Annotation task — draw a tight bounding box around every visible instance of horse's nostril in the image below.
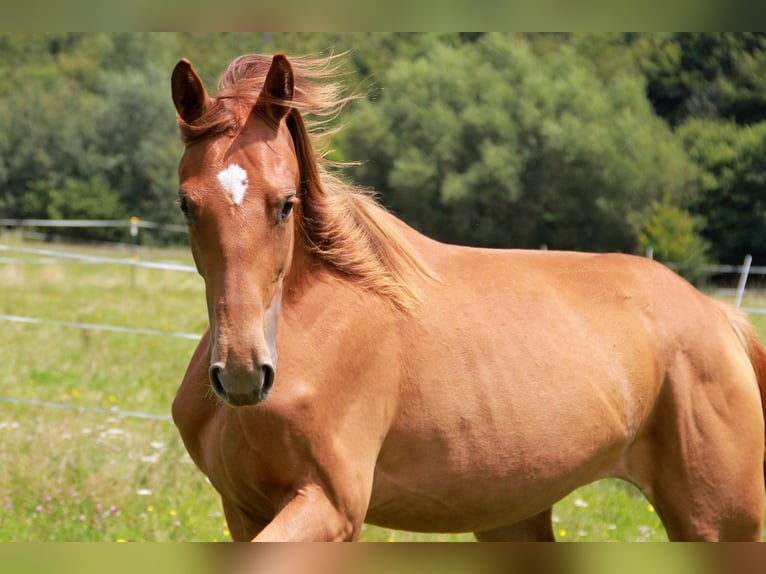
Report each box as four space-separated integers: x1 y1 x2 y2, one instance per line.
209 364 225 396
262 364 275 395
209 362 274 404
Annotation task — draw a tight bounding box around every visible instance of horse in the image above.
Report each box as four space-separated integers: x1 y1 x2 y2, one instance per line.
170 52 766 541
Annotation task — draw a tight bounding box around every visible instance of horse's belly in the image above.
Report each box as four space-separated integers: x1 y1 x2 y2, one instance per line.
366 436 624 533
366 380 632 533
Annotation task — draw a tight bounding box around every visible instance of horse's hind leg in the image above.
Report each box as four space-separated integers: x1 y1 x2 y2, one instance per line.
628 362 764 540
474 508 555 541
639 460 763 542
640 451 763 542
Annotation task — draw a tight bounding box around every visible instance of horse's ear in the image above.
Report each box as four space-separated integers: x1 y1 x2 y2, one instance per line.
255 54 294 127
171 59 211 123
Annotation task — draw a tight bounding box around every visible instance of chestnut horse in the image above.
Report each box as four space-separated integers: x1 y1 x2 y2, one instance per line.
170 52 766 541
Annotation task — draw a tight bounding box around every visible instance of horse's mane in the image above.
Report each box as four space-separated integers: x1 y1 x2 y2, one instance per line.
177 53 436 310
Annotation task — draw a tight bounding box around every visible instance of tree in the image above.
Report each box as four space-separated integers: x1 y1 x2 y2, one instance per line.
677 119 766 264
339 33 697 253
638 199 710 284
93 65 181 226
5 32 765 258
0 60 100 218
636 33 766 126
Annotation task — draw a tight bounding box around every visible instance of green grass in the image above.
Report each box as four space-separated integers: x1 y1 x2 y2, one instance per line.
0 236 225 541
0 234 763 541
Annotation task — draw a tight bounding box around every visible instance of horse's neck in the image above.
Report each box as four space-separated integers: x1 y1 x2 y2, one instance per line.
282 208 436 311
283 234 328 306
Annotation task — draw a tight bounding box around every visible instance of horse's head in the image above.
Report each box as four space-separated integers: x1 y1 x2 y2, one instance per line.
171 54 299 407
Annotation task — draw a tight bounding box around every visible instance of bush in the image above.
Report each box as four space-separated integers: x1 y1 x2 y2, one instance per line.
21 176 126 243
638 199 711 284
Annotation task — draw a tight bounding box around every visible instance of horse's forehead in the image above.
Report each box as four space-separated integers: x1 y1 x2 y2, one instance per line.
227 123 297 170
180 126 297 196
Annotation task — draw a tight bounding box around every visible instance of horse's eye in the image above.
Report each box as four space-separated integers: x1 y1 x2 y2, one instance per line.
178 196 191 219
279 199 294 222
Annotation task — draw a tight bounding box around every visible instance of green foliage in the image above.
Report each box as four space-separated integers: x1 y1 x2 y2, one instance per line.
22 177 126 242
638 199 710 283
638 200 710 264
637 32 766 125
93 66 179 224
0 238 220 541
340 33 696 252
25 176 121 220
1 32 765 261
677 119 766 264
0 65 98 218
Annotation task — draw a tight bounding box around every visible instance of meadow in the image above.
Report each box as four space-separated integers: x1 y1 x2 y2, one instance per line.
0 233 764 542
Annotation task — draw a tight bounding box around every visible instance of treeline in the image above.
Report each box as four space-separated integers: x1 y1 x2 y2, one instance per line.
1 33 765 267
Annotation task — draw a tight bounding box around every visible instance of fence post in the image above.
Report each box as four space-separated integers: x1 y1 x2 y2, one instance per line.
129 216 139 242
130 216 140 288
735 254 753 308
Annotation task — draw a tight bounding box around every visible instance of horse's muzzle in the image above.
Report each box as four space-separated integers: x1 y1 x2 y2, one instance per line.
209 362 275 407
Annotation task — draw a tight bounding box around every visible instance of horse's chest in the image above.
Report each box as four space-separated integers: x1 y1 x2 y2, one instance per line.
184 410 276 515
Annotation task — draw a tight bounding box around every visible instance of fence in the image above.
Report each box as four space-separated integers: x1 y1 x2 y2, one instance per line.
0 217 187 250
3 234 766 419
0 238 198 421
658 253 764 312
0 243 196 273
0 217 187 234
3 220 763 302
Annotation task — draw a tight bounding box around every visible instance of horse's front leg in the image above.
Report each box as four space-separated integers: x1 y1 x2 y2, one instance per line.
252 483 366 542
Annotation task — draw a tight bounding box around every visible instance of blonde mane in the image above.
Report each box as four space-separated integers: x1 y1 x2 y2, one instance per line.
177 53 436 310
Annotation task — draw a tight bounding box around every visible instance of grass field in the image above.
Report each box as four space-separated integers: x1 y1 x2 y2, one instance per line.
0 233 764 542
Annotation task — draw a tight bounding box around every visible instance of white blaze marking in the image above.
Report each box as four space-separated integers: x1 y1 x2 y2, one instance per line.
216 164 249 205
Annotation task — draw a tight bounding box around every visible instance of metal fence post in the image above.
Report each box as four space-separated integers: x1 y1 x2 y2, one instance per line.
735 254 753 308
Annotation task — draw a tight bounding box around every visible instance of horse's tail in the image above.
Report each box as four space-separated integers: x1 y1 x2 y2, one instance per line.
720 301 766 477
